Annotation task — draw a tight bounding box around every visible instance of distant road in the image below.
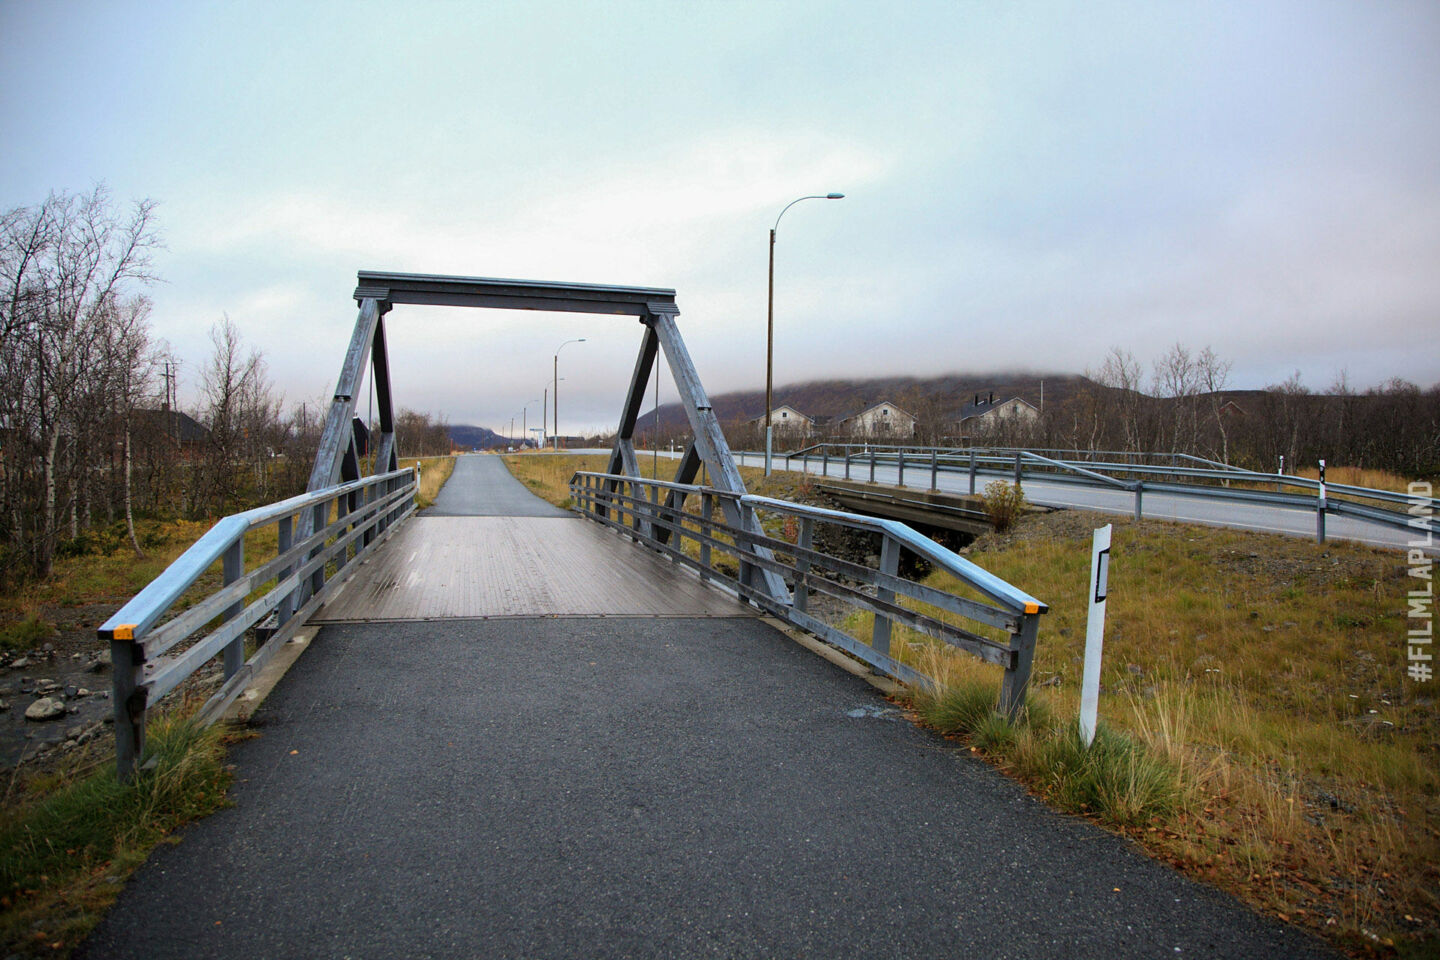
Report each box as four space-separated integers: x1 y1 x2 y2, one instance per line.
520 448 1428 554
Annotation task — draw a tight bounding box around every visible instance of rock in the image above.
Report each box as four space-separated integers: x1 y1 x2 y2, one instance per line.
0 698 7 712
1126 663 1144 676
65 725 85 741
10 657 29 669
24 697 65 721
43 642 55 652
76 687 90 697
89 649 112 672
18 678 35 694
65 684 78 698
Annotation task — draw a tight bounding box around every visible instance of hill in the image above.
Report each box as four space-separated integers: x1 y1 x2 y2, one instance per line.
447 423 509 450
643 372 1093 432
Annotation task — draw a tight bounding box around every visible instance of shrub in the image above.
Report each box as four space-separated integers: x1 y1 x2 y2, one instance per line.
982 480 1026 532
0 615 54 653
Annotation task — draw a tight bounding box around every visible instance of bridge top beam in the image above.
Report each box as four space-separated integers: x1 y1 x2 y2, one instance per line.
355 271 678 317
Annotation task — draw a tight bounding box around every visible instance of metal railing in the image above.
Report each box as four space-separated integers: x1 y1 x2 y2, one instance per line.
570 470 1048 718
733 443 1437 543
98 468 418 779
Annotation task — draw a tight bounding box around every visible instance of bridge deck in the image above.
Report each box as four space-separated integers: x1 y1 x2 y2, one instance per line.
315 516 750 621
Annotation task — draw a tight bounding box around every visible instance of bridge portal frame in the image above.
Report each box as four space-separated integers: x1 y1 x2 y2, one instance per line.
305 271 789 603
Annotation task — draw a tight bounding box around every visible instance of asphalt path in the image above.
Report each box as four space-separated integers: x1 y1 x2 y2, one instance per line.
78 617 1336 959
425 453 571 517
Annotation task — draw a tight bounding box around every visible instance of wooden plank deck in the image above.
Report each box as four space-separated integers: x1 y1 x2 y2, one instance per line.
313 517 753 621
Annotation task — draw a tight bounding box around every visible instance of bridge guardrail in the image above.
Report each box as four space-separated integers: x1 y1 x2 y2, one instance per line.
570 470 1048 719
732 444 1437 543
98 467 418 779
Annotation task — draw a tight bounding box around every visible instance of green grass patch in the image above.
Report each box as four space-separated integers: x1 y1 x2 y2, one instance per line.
910 678 1182 828
0 718 233 955
0 616 54 654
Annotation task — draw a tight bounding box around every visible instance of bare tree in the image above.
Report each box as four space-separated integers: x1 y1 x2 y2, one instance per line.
0 186 159 576
1196 346 1234 463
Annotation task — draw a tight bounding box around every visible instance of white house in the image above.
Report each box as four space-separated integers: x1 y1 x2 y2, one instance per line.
748 404 815 438
954 394 1039 432
840 401 916 439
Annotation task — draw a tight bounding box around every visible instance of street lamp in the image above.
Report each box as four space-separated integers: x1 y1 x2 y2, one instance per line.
554 338 586 450
767 192 844 475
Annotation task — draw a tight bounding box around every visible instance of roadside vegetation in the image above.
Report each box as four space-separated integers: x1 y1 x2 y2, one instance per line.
0 709 232 956
400 455 457 509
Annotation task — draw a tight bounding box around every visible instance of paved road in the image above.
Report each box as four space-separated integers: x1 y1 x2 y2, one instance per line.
79 617 1334 959
426 453 571 517
727 450 1426 553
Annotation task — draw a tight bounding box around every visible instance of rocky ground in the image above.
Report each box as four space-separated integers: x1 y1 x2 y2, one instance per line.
0 604 121 773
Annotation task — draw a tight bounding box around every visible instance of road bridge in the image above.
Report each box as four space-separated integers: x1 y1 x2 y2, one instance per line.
88 272 1337 958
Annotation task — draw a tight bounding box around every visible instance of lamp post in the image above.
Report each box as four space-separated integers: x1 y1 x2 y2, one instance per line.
767 193 844 475
523 400 539 449
554 338 586 450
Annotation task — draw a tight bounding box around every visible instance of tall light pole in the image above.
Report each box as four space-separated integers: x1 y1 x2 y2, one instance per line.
541 378 564 449
767 193 844 475
523 400 540 448
554 338 586 450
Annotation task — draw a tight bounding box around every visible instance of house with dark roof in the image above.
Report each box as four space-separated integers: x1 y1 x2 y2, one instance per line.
839 401 916 439
952 393 1039 432
746 404 815 439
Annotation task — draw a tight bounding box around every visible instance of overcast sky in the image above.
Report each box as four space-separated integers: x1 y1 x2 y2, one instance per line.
3 0 1437 435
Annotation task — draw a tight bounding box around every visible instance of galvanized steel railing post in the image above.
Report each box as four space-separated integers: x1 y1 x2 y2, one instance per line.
1013 452 1023 485
112 636 145 780
277 514 296 626
969 451 977 495
308 502 328 599
898 451 906 488
930 450 938 492
794 517 814 615
699 493 713 581
844 451 851 480
221 540 244 679
871 536 901 657
869 450 876 483
1133 481 1144 520
822 450 829 477
737 501 756 598
999 611 1040 721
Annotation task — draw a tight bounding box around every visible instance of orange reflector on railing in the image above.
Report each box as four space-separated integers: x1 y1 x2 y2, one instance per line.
1024 602 1040 614
113 625 136 640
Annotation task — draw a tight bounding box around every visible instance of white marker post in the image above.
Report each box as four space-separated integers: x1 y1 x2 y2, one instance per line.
1079 523 1112 748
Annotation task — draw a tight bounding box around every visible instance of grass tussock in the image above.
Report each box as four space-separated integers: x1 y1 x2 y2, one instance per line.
0 716 233 955
910 674 1183 828
0 615 54 653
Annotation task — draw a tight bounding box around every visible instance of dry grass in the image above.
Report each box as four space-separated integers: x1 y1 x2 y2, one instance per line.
399 455 457 509
1293 465 1418 495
